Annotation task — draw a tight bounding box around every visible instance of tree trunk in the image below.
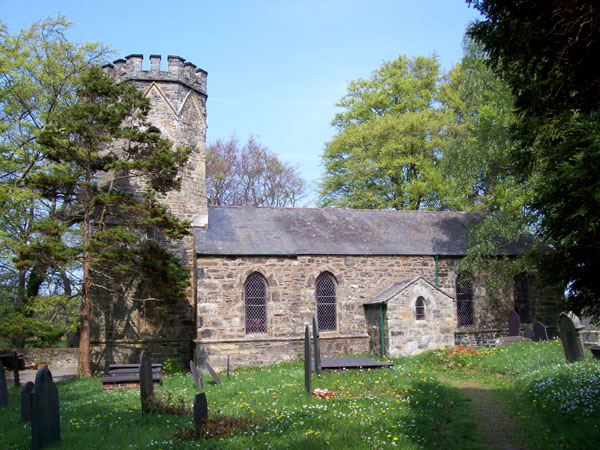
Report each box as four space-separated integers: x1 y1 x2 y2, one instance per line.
78 170 92 377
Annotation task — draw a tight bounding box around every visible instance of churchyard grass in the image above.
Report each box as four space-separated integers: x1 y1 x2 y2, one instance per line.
0 340 598 449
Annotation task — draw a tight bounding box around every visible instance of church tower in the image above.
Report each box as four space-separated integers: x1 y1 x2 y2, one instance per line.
91 55 208 370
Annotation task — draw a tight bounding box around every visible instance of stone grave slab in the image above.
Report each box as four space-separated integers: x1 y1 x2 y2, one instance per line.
304 325 312 394
312 316 321 376
533 321 549 341
190 361 202 388
139 351 154 414
194 392 208 433
508 310 521 336
558 311 587 362
21 381 34 422
31 367 60 449
0 361 7 407
495 336 531 346
204 361 221 385
523 326 535 340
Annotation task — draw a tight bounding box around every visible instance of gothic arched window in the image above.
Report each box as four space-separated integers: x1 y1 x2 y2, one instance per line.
316 272 337 332
415 296 425 320
245 272 267 334
514 273 531 323
456 273 474 326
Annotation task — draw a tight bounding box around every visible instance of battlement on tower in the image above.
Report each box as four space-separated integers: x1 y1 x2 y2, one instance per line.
102 54 207 96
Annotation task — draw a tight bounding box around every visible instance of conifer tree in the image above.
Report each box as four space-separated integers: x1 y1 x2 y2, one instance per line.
31 66 190 376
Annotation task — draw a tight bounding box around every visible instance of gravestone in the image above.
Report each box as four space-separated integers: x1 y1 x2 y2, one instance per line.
0 360 7 407
312 316 321 376
204 361 221 385
304 325 312 394
558 312 587 363
523 326 535 340
508 310 521 336
227 354 231 378
11 350 20 387
31 367 60 449
533 321 549 341
193 392 208 434
21 381 34 422
190 361 202 388
139 351 154 414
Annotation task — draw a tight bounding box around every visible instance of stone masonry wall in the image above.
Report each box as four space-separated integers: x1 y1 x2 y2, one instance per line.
385 279 455 356
196 254 564 369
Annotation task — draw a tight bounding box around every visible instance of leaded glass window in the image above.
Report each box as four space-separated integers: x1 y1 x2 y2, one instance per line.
415 296 425 320
245 272 267 334
514 273 531 323
456 273 474 326
316 272 337 332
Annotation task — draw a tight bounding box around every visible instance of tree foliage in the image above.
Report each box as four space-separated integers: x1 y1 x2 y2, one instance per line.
468 0 600 319
30 66 191 375
206 136 307 207
319 55 449 210
0 16 110 346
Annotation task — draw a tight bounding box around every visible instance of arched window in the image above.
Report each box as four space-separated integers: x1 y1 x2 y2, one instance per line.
147 126 161 134
514 273 531 323
456 273 474 326
245 272 267 334
316 272 337 332
415 296 425 320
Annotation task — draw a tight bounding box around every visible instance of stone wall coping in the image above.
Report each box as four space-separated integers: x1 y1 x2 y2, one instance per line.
195 334 369 345
90 338 191 345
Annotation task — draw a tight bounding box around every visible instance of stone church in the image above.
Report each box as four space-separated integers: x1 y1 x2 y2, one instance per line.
90 55 562 371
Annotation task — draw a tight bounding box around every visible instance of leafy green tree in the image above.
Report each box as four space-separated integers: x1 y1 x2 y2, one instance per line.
468 0 600 319
319 55 450 210
31 66 190 376
0 17 110 346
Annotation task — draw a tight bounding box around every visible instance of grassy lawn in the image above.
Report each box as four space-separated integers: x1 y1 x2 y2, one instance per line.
1 340 599 449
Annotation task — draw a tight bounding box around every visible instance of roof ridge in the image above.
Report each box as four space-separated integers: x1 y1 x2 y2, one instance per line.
207 205 471 215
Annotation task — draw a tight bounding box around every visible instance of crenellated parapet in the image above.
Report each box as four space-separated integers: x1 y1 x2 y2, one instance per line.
102 54 207 97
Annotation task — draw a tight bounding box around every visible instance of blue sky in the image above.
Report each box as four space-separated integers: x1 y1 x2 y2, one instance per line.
1 0 481 204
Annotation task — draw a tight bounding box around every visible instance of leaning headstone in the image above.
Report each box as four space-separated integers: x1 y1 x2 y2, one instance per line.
139 351 154 414
11 350 20 387
312 316 321 376
508 310 521 336
523 326 535 340
21 381 34 422
533 321 549 341
0 361 7 407
190 361 202 388
31 367 60 449
203 361 221 385
304 325 312 394
558 312 587 363
193 392 208 434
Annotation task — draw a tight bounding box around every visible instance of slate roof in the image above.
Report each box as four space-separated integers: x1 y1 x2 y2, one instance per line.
193 206 525 257
363 277 453 305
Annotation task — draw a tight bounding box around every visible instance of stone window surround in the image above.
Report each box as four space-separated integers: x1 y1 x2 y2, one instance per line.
408 293 436 322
